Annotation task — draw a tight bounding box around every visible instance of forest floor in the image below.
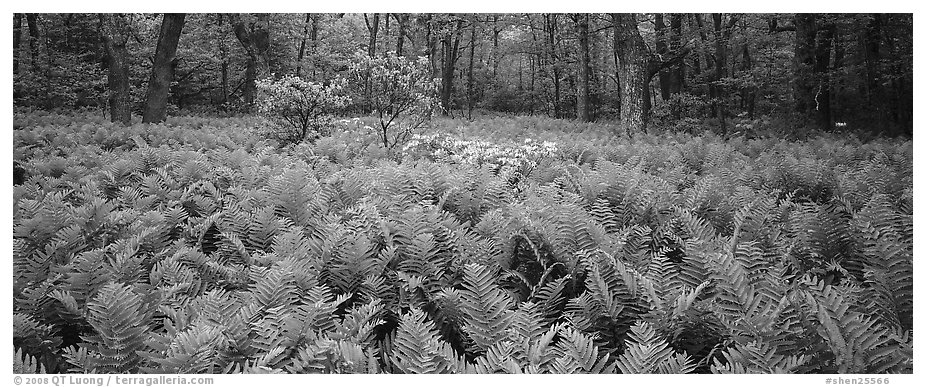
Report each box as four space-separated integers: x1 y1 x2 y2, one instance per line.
12 110 913 374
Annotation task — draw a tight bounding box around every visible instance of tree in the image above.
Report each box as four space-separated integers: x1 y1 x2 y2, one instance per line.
790 14 836 130
613 13 691 135
364 13 380 57
573 14 592 122
26 14 40 71
349 51 439 150
142 13 186 123
231 13 271 109
13 14 22 74
612 14 650 135
100 13 132 125
438 15 465 115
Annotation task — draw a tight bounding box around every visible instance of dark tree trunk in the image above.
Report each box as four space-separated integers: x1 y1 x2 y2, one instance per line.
364 13 380 57
231 14 271 110
218 14 229 107
100 13 132 125
792 14 816 118
14 14 22 74
712 13 729 136
440 18 463 115
741 44 756 118
26 14 40 71
655 13 672 101
545 14 562 118
574 14 592 122
309 15 319 78
612 17 621 117
143 13 186 123
813 21 834 130
862 14 882 123
395 13 408 56
295 13 311 77
467 19 477 118
613 13 650 135
670 14 685 94
492 15 500 79
793 14 834 130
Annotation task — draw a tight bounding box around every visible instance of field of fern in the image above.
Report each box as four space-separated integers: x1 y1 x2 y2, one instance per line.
12 110 913 374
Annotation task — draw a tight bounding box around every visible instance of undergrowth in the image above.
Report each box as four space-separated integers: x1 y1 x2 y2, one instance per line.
12 111 913 374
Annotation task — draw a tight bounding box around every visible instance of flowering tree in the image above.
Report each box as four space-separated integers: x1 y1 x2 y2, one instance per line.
349 51 440 150
256 75 350 146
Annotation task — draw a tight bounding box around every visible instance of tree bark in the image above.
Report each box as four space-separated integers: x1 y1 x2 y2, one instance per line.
712 13 729 136
14 14 22 74
492 15 500 79
440 17 463 115
26 14 40 71
862 14 881 114
217 14 229 107
613 13 650 135
574 14 592 122
231 13 271 109
655 13 672 101
741 44 756 118
143 13 186 123
545 14 562 118
793 13 834 130
364 13 380 57
792 14 816 118
813 20 834 130
296 13 310 77
670 14 685 94
467 18 478 118
100 13 132 125
395 13 408 56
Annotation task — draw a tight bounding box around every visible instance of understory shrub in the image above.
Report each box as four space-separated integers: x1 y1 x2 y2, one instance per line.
256 75 350 147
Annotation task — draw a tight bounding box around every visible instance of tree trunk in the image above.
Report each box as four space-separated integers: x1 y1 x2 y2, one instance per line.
741 44 756 118
863 14 881 107
26 14 40 71
218 14 228 107
545 14 562 118
574 14 592 122
613 14 650 135
100 13 132 125
364 13 379 57
813 21 834 130
655 13 672 101
440 18 462 115
712 13 729 136
467 19 477 118
793 13 834 130
231 13 271 109
395 13 407 56
14 14 22 74
670 14 685 94
792 14 816 118
143 13 186 123
295 13 310 77
492 15 500 79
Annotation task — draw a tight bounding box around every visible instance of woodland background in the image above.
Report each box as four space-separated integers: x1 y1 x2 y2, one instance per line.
12 13 913 136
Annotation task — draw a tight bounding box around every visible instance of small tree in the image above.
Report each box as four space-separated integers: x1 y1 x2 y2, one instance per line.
256 75 350 146
349 51 440 150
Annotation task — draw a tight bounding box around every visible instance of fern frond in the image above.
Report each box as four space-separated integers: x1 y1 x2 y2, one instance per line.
614 321 694 374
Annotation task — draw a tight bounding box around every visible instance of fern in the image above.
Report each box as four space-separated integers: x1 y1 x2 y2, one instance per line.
14 347 46 374
614 321 694 374
391 308 465 374
459 263 514 353
81 282 153 373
